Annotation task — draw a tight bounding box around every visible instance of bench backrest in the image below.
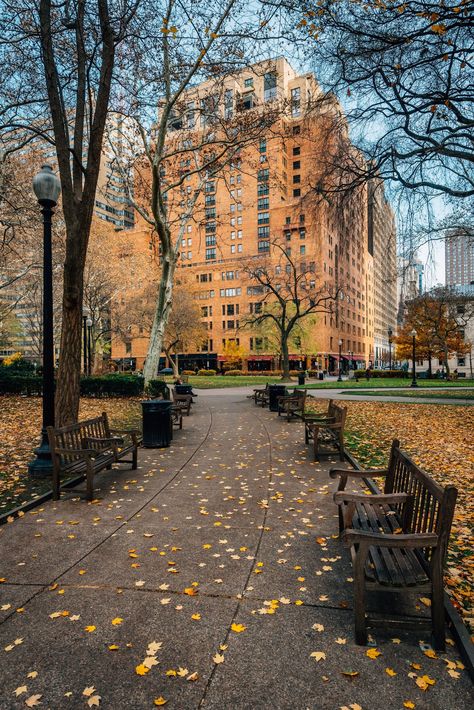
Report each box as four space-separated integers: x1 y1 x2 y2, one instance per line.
385 439 458 563
48 414 109 464
332 403 347 427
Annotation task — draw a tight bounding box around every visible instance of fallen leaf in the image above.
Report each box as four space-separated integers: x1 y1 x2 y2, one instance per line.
25 695 42 707
213 653 225 664
84 626 96 633
14 686 28 697
135 664 150 675
153 698 167 706
83 687 96 697
385 667 397 677
366 648 381 659
230 623 246 633
310 651 326 661
87 696 101 707
111 617 123 625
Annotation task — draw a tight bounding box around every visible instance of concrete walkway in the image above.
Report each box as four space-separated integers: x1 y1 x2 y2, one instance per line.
0 394 471 709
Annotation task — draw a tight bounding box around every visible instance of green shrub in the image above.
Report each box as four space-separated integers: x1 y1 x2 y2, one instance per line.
145 379 170 399
80 374 144 397
0 353 35 373
182 370 195 376
198 369 216 376
223 370 243 376
0 372 42 395
354 369 407 380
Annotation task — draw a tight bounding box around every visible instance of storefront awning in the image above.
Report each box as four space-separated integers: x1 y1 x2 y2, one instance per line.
247 355 273 362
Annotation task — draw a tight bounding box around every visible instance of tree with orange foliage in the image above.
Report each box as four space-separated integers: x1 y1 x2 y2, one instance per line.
396 289 472 376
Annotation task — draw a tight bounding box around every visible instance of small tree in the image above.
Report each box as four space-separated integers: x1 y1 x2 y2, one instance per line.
242 241 337 380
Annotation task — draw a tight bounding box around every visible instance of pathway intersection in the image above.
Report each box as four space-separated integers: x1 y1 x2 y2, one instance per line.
0 393 471 709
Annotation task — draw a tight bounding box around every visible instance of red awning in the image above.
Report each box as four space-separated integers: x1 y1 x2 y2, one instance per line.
247 355 273 362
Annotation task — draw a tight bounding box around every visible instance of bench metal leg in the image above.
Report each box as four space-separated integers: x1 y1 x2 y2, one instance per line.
132 446 138 470
431 570 446 652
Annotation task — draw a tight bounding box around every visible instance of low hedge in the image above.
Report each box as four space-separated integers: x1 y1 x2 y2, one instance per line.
198 369 216 376
80 374 145 397
182 370 195 376
0 373 43 395
354 369 408 380
145 379 170 399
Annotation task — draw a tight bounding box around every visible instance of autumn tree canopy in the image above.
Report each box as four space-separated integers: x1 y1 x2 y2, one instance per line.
396 289 473 374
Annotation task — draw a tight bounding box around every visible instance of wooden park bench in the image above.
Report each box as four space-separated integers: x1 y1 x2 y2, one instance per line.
277 388 307 421
252 382 270 407
171 404 183 429
305 402 346 461
47 412 140 502
329 439 458 650
172 389 192 416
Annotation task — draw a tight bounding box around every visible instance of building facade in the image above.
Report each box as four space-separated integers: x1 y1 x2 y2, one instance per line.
111 58 397 373
445 230 474 291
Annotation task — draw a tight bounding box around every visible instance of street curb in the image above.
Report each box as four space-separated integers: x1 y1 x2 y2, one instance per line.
0 474 85 526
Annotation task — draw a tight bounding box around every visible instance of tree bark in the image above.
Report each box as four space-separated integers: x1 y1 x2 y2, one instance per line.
143 253 176 383
281 333 291 381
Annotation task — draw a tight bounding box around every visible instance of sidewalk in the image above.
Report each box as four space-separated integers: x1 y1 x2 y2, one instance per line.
0 394 471 709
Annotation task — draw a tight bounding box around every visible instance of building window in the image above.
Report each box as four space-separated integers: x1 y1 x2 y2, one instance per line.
238 243 243 252
244 77 254 88
264 71 277 102
224 89 233 119
205 235 216 246
259 138 267 153
257 212 269 225
293 160 300 170
258 240 270 252
257 168 269 182
293 146 300 156
300 245 305 255
258 226 270 238
300 214 305 223
291 87 301 117
205 247 216 260
258 197 269 210
292 125 301 135
293 174 301 184
257 183 269 196
299 229 306 239
293 188 301 197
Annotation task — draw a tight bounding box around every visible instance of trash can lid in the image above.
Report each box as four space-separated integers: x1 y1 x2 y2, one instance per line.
141 399 172 407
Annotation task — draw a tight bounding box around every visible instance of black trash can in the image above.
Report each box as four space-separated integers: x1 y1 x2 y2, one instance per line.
175 384 193 396
269 384 287 412
318 372 324 381
141 399 172 448
298 373 305 385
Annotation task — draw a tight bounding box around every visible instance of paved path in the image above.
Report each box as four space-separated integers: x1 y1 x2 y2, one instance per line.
0 394 471 709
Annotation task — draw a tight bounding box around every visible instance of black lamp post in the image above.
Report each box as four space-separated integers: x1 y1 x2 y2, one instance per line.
82 307 89 375
388 327 393 371
410 328 418 388
86 317 93 375
337 339 343 382
28 165 61 478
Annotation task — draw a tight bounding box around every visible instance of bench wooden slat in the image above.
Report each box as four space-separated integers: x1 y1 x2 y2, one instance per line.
47 412 140 502
330 439 457 651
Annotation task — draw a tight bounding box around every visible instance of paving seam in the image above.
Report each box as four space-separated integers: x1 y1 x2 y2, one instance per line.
0 404 214 631
198 407 276 708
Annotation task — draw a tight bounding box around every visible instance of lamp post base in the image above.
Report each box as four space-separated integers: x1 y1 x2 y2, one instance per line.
410 381 419 388
28 430 53 478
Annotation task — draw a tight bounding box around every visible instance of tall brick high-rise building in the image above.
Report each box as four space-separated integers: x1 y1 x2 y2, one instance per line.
111 58 397 373
445 230 474 293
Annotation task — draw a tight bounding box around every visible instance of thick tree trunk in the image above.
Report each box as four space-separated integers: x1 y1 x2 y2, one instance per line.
55 223 85 426
143 255 176 383
427 353 433 378
281 334 291 381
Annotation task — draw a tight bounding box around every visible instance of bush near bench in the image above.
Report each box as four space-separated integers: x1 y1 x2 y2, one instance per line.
354 369 409 380
198 369 216 376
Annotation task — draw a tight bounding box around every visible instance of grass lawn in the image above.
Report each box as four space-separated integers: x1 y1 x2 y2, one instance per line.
166 374 474 390
346 389 474 401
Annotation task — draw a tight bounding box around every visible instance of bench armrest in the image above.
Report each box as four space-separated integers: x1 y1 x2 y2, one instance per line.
305 415 336 423
329 468 388 479
342 529 438 549
334 492 412 505
109 427 140 436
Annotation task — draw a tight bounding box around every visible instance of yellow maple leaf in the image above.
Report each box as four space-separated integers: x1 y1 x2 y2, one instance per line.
213 653 225 664
191 613 201 621
25 695 42 708
231 623 246 633
165 669 177 677
108 645 119 651
366 648 381 659
111 617 123 625
424 649 437 659
153 698 167 706
385 667 397 676
135 664 150 676
184 587 198 596
310 651 326 661
403 701 415 708
84 625 96 633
